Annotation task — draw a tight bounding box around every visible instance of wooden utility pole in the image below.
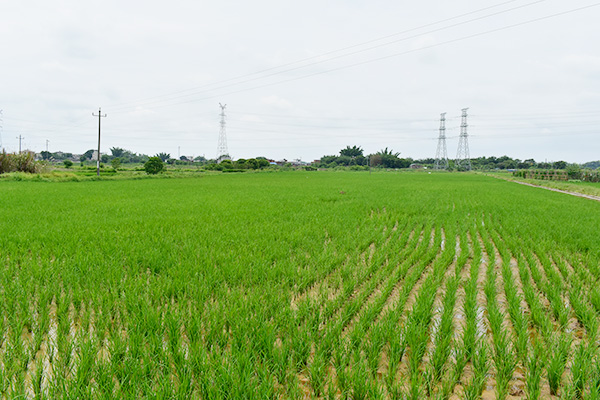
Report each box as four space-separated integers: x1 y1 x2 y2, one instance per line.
92 108 107 176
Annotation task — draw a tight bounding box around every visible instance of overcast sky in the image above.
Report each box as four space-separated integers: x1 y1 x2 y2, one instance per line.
1 0 599 162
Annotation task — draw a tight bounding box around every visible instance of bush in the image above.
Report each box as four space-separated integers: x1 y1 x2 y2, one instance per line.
0 151 41 174
111 157 121 170
63 160 73 168
144 157 164 174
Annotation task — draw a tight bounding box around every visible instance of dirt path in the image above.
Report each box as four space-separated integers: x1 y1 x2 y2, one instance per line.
513 181 600 202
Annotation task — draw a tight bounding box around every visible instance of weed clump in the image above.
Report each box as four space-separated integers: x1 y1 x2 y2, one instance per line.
0 150 41 174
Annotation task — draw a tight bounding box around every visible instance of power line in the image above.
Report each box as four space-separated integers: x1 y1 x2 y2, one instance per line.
107 0 549 113
109 2 600 113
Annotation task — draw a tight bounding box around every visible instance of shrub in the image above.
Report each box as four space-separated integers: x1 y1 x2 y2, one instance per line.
63 160 73 168
144 157 164 174
111 158 121 170
0 151 41 174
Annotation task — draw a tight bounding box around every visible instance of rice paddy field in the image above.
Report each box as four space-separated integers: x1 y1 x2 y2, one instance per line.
1 171 600 399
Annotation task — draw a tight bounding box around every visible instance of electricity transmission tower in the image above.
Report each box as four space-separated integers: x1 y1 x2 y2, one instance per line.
455 108 471 171
434 112 448 170
216 103 230 162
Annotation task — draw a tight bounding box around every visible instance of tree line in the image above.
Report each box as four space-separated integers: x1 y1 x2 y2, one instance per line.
314 146 598 171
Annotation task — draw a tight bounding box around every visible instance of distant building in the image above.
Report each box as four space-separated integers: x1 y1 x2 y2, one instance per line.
409 163 423 169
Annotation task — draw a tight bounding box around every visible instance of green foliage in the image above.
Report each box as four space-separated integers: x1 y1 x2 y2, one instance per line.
0 150 41 174
369 148 411 169
110 147 125 158
220 159 233 169
82 149 95 160
155 152 170 162
144 156 164 174
340 145 364 157
111 157 121 170
63 160 73 168
567 164 582 179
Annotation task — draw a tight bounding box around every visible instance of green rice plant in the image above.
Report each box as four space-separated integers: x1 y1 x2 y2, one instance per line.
525 339 544 400
480 227 516 400
462 274 479 361
428 276 459 389
516 254 553 338
589 355 600 400
569 280 599 341
308 351 327 397
547 333 571 396
285 372 302 400
570 342 593 399
385 328 405 391
496 251 530 363
365 325 385 377
451 344 467 386
350 357 370 400
407 371 425 400
463 340 489 400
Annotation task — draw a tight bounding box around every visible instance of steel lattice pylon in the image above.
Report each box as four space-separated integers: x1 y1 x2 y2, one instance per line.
216 103 230 162
455 108 471 171
434 112 448 170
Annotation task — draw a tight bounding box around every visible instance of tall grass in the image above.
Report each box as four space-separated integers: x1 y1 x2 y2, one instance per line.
0 150 41 174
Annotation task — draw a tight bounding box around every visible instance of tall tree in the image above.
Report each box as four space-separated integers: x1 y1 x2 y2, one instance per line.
155 152 170 162
340 145 363 158
110 147 125 158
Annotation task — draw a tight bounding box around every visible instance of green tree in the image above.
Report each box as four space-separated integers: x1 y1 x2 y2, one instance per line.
257 158 270 168
156 152 170 162
110 147 125 158
246 158 259 169
566 164 581 179
83 149 95 160
40 151 52 160
337 155 352 166
370 148 409 168
144 157 164 174
63 160 73 168
340 145 363 158
554 161 567 169
234 158 247 169
220 159 233 170
111 157 121 170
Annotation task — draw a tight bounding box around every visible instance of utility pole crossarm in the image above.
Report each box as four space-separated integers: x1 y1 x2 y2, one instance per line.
92 107 107 177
